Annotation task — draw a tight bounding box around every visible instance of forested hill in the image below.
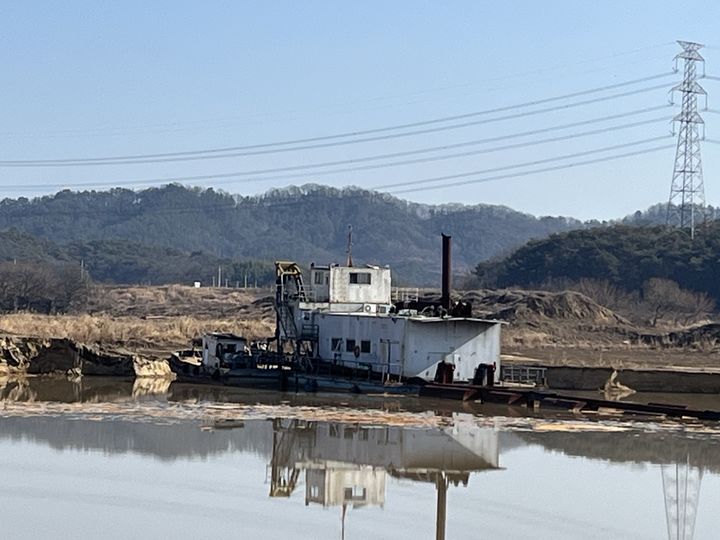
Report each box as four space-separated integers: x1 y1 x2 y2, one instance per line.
0 184 581 284
474 223 720 300
0 229 275 286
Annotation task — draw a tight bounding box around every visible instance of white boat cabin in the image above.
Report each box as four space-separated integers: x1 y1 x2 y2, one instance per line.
201 332 248 372
305 311 501 382
287 261 503 383
306 263 392 314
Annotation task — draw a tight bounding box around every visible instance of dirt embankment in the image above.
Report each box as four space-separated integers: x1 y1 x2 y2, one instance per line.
0 336 140 377
470 289 628 323
460 288 720 369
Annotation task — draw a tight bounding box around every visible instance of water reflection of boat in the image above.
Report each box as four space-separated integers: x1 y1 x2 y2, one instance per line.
267 415 499 539
0 395 714 539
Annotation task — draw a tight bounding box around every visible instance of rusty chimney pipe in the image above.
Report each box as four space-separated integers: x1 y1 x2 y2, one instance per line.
441 234 452 310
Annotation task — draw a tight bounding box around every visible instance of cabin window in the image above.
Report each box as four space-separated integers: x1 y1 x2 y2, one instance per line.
331 338 342 351
349 272 371 285
314 272 325 285
225 344 237 353
344 486 367 501
345 339 356 352
360 340 371 354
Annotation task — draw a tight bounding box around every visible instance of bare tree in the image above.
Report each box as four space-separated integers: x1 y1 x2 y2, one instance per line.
642 278 715 327
0 261 89 314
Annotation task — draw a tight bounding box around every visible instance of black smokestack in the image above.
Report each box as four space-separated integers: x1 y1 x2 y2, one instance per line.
441 234 452 310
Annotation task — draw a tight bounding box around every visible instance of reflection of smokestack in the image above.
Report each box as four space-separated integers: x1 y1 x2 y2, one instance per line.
441 234 451 310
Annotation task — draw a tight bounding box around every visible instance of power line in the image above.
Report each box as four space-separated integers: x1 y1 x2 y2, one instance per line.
0 105 669 176
252 117 669 184
0 117 671 192
0 75 675 166
374 136 671 190
0 137 674 218
0 148 670 219
388 144 673 195
0 143 672 216
7 136 669 197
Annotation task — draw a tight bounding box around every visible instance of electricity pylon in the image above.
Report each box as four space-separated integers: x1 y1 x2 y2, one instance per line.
666 41 707 239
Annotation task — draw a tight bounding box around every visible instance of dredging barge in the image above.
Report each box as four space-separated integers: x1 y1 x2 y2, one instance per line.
185 234 503 389
176 234 720 422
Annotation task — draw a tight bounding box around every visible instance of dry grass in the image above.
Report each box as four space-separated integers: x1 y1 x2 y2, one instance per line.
0 285 276 355
7 284 719 368
0 313 274 351
85 284 274 319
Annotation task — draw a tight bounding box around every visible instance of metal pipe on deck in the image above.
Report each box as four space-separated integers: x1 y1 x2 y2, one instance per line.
436 473 447 540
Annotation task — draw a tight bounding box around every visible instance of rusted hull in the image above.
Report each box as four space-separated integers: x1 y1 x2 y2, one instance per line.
420 383 720 421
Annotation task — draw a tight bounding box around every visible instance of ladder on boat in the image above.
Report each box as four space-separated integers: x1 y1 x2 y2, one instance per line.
273 261 317 367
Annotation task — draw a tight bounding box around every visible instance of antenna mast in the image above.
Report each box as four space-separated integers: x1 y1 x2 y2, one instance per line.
346 225 353 267
666 40 707 239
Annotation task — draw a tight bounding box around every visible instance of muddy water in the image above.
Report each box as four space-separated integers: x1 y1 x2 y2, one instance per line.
1 377 719 539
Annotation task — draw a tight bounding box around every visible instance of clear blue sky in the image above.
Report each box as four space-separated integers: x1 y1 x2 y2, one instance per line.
0 0 719 220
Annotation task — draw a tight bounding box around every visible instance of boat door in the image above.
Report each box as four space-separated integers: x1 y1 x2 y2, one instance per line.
379 339 402 379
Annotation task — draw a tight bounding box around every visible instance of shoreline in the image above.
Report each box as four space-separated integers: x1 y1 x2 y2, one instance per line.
3 335 720 395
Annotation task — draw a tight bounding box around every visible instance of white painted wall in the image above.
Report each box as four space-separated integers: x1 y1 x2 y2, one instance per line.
329 266 391 305
404 320 501 382
314 313 406 369
312 312 502 382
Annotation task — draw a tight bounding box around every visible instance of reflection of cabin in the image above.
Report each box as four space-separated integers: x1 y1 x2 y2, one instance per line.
201 333 247 371
268 416 499 538
270 415 499 506
305 465 385 508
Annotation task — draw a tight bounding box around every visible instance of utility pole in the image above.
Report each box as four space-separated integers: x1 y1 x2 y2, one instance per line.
666 40 707 239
